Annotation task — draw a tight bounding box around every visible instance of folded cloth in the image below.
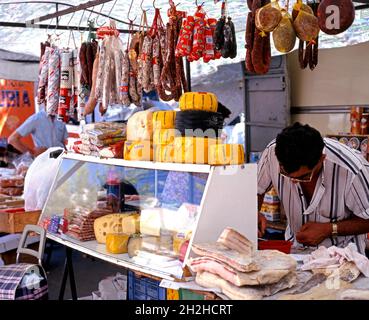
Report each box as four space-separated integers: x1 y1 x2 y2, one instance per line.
301 243 369 277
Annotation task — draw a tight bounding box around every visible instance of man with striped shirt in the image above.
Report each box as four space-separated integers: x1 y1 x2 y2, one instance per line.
258 123 369 254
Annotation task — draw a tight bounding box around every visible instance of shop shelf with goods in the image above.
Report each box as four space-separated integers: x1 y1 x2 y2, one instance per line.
38 151 257 281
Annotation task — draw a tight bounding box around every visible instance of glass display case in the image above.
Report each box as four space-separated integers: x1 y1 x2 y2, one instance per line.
39 152 257 280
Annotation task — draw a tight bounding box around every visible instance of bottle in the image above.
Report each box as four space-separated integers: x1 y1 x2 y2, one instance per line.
106 168 121 212
360 114 369 135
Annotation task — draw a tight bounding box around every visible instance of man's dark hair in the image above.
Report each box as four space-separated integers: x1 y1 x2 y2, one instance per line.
275 122 324 174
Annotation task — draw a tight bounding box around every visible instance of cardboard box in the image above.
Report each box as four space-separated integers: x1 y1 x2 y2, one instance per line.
0 210 41 234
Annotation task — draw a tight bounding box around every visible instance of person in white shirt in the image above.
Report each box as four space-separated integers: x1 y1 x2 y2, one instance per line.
258 123 369 253
8 107 68 157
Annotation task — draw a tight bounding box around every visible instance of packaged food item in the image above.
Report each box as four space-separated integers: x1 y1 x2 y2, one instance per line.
0 187 23 196
350 106 364 121
255 1 283 34
153 129 176 145
153 144 175 163
360 114 369 135
208 144 245 165
123 141 153 161
152 111 176 130
273 11 296 53
106 233 129 254
126 110 153 141
0 176 24 188
174 137 219 164
179 92 218 112
293 7 320 42
351 120 361 135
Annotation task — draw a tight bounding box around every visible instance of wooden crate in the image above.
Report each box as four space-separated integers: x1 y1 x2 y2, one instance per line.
0 210 41 233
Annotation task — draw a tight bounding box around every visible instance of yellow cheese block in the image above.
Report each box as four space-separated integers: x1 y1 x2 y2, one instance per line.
179 92 218 112
152 111 176 130
106 233 129 254
173 137 219 164
124 141 153 161
153 129 176 145
94 213 140 244
154 144 175 162
127 110 153 141
208 144 245 165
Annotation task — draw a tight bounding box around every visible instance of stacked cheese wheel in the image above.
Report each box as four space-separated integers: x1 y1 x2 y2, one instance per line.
175 92 245 165
152 111 176 163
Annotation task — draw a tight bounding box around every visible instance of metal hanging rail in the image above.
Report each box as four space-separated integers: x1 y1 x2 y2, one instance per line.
0 1 141 27
0 21 136 34
25 0 113 25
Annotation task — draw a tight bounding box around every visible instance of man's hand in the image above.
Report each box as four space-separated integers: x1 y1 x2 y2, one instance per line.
258 212 267 238
296 222 331 246
32 147 47 157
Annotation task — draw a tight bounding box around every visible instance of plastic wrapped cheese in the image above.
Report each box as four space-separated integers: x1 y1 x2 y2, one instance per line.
106 233 129 254
123 141 153 161
154 144 175 162
140 208 180 236
174 137 219 164
153 129 176 145
126 110 153 141
94 213 140 244
273 11 296 53
152 111 176 130
208 144 245 165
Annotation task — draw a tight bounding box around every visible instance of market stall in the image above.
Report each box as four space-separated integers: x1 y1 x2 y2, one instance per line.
0 0 369 302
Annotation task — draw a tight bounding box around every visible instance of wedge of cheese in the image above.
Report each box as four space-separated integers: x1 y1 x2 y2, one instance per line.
106 233 129 254
94 213 140 244
126 110 153 141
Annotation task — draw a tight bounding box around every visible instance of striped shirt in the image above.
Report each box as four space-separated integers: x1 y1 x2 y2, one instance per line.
258 138 369 254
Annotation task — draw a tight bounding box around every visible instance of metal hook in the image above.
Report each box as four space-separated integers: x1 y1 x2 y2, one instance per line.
66 11 76 48
153 0 162 10
87 5 95 24
95 3 106 27
128 0 137 22
45 16 54 38
77 9 86 34
107 0 118 17
140 0 150 12
195 0 205 7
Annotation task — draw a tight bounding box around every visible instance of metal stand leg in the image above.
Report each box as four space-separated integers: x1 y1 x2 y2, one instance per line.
66 247 78 300
58 258 68 300
58 247 78 300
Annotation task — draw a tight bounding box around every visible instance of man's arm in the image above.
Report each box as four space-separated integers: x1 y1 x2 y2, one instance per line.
296 217 369 247
8 131 33 154
8 131 46 156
